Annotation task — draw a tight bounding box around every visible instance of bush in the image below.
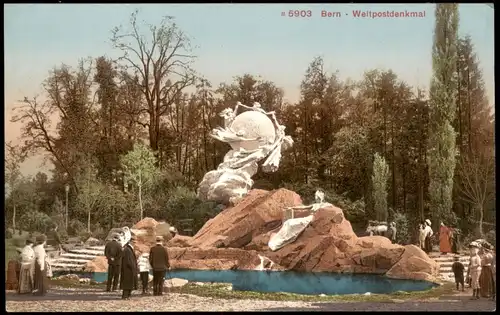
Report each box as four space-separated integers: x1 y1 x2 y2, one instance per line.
67 219 86 236
392 212 410 245
6 229 13 239
78 231 92 243
19 211 53 233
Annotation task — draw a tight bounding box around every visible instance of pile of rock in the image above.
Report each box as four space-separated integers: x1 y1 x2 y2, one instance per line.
85 188 439 283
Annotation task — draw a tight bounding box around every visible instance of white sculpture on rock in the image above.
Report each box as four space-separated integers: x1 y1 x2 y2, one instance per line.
197 101 294 204
268 190 332 251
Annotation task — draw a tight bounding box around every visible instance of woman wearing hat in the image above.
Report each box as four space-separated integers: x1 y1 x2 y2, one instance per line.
32 235 49 296
466 241 482 300
479 243 495 299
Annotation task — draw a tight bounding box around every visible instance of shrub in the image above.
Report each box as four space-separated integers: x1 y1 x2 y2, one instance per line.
391 212 410 245
67 219 86 237
78 231 92 243
6 229 13 239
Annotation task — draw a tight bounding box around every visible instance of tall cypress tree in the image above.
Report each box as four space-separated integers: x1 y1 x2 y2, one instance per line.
427 4 460 228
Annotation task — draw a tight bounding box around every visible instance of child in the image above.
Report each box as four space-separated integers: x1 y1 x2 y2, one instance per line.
451 256 465 291
137 252 152 295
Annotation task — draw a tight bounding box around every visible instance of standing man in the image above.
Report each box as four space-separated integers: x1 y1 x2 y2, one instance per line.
149 236 170 296
104 235 122 292
120 236 138 300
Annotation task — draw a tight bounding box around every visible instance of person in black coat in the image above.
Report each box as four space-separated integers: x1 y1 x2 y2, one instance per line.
104 235 123 292
451 256 465 291
120 236 138 300
149 236 170 296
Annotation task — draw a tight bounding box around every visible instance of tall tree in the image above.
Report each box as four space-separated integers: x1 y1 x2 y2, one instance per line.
111 10 197 152
372 153 389 222
457 153 495 237
427 3 459 228
4 142 27 231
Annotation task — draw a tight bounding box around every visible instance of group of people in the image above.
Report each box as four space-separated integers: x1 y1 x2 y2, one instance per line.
105 234 171 300
14 235 51 296
452 241 496 300
418 219 461 254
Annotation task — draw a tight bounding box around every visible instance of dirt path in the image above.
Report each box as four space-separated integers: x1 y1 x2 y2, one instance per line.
6 287 496 312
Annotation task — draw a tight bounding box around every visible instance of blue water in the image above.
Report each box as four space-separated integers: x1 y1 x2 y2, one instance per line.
83 270 437 295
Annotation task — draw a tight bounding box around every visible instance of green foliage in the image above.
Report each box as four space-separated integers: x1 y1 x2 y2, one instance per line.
162 186 199 224
19 211 52 233
67 219 86 237
120 142 159 219
428 121 458 228
428 4 460 230
372 153 389 222
392 212 410 245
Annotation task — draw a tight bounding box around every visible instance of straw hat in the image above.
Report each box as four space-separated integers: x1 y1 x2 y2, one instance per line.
425 219 431 226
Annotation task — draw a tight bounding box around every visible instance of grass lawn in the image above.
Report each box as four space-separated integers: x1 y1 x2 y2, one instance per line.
49 278 456 303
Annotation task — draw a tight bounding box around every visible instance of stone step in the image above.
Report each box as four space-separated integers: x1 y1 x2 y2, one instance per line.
439 262 470 269
86 246 105 251
60 253 97 260
51 262 86 269
54 258 90 264
68 249 104 255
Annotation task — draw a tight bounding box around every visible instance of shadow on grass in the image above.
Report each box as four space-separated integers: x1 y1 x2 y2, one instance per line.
5 290 121 302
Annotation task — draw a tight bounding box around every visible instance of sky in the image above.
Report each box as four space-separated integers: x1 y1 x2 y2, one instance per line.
4 3 495 177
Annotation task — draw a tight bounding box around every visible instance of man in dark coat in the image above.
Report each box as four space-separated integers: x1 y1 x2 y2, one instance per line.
149 236 170 296
120 236 138 300
104 235 123 292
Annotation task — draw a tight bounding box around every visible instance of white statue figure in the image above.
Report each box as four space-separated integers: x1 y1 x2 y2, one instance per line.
197 101 294 204
268 190 333 251
366 221 388 236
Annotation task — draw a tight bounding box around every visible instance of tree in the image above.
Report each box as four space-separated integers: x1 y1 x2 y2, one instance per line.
5 142 27 231
457 153 495 237
111 10 197 152
372 153 389 222
75 157 106 233
120 143 158 220
427 3 459 228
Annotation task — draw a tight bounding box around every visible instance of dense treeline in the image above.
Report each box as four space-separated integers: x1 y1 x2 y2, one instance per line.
5 7 494 243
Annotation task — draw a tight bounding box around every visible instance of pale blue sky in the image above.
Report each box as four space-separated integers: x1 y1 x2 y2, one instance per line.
4 3 495 175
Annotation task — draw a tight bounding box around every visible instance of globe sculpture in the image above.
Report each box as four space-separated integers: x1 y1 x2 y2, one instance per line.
197 102 294 205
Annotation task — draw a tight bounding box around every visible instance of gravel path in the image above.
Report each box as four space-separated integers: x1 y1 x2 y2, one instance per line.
6 287 315 312
6 287 496 312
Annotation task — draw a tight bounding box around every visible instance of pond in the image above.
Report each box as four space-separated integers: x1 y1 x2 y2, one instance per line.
83 270 437 295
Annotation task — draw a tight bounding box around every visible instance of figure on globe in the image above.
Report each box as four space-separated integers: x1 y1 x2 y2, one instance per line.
197 101 293 205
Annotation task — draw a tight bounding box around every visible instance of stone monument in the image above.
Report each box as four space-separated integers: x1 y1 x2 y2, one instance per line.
197 101 293 205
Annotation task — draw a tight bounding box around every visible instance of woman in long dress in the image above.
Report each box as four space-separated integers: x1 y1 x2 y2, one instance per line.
479 244 496 299
439 222 452 254
33 235 49 296
18 239 36 294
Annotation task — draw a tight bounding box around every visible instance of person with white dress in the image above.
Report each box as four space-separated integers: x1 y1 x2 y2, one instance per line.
18 239 35 294
137 252 152 295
